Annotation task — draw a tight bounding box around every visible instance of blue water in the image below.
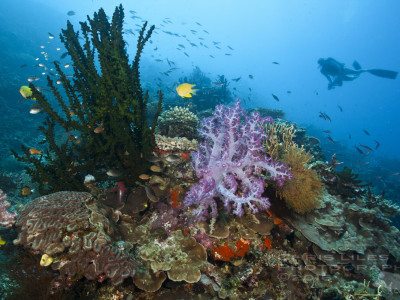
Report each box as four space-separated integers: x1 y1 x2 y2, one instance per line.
0 0 399 201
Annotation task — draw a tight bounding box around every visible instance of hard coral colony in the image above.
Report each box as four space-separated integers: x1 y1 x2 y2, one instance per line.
184 100 292 221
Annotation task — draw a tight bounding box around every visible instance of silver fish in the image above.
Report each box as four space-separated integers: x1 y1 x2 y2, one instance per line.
30 103 42 114
165 154 180 162
27 76 40 82
106 169 121 177
144 185 158 202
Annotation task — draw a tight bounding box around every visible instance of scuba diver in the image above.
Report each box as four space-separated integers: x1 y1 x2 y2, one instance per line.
318 57 398 90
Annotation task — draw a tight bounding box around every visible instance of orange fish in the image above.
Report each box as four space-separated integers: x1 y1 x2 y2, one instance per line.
267 210 285 228
75 139 81 144
181 152 190 160
69 111 75 116
29 148 42 155
93 126 104 134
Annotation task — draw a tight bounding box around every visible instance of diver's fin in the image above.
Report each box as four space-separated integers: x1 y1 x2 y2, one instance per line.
367 69 398 79
352 60 362 70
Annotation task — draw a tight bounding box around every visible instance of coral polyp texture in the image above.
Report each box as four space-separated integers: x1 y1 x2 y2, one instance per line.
0 189 16 228
184 100 292 221
13 191 137 286
157 106 199 139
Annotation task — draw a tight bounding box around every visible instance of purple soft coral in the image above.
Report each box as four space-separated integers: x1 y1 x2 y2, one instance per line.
184 100 292 222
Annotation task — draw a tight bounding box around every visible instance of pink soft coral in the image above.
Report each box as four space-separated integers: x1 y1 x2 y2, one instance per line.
184 100 292 222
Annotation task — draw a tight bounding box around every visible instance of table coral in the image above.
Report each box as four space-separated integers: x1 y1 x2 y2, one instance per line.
13 191 137 286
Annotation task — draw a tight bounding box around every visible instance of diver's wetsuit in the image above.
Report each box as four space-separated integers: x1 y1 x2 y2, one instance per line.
318 57 398 89
318 58 361 89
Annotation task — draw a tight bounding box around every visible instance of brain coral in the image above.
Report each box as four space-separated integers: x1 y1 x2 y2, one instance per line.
13 191 137 286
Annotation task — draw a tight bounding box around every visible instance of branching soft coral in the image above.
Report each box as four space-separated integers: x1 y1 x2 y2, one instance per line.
184 100 292 222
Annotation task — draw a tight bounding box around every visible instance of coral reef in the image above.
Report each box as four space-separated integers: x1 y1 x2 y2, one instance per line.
155 134 198 152
13 191 137 289
265 121 324 214
138 230 207 283
264 121 296 160
278 145 324 213
5 97 400 299
157 106 199 139
184 100 292 222
0 189 16 228
1 2 399 299
289 191 400 277
12 5 162 193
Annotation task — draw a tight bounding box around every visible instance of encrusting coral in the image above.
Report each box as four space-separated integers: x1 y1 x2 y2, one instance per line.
12 5 162 193
138 230 207 283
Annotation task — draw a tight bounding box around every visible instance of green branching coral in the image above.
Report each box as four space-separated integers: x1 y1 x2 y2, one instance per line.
12 5 162 194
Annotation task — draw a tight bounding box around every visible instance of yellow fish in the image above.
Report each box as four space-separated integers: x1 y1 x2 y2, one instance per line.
0 236 5 246
40 254 54 266
19 86 35 99
21 186 33 196
176 83 197 98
